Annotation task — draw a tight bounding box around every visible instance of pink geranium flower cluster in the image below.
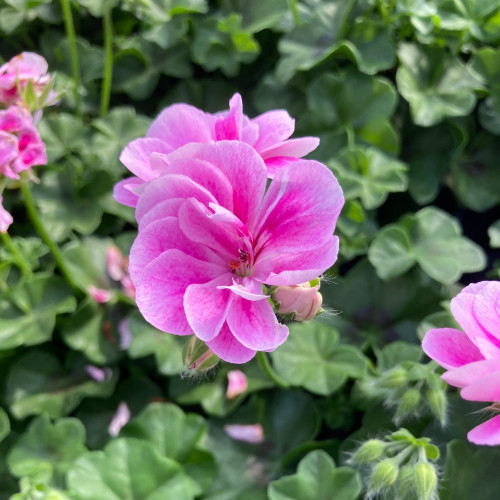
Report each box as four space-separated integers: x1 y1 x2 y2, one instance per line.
116 95 344 363
423 281 500 445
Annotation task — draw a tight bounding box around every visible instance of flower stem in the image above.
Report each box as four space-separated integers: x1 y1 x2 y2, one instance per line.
0 231 32 277
256 351 289 388
59 0 82 117
100 5 114 117
290 0 301 26
20 182 81 295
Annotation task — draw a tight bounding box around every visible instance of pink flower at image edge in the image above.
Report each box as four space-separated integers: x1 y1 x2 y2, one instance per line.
114 93 319 208
0 196 13 233
422 281 500 445
128 140 343 364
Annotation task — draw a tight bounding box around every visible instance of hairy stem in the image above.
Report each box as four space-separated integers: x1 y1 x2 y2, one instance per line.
100 5 114 117
0 231 33 277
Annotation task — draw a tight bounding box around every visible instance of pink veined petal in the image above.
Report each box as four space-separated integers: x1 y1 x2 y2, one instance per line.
135 249 226 336
113 177 144 207
3 52 48 79
468 414 500 446
461 370 500 402
129 216 221 285
138 198 184 230
120 138 173 180
442 359 500 388
162 142 267 226
206 323 256 364
252 110 295 151
264 156 300 178
164 157 234 211
218 277 269 301
259 137 320 160
450 282 500 354
215 93 243 141
240 119 259 146
476 337 500 359
146 103 215 146
135 173 218 223
254 235 339 286
178 198 244 262
422 328 484 371
253 160 344 256
184 274 234 341
473 284 500 343
226 296 289 351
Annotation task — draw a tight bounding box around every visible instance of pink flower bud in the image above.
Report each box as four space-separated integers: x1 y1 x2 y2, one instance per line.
226 370 248 399
120 275 136 300
108 402 131 437
0 196 13 233
272 280 323 321
88 285 112 304
224 424 264 443
106 244 125 281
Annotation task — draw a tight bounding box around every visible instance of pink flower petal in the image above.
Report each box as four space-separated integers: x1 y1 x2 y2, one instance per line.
218 277 269 301
113 177 144 207
226 296 288 351
260 137 320 161
206 323 256 364
224 423 264 443
108 402 131 437
226 370 248 399
138 198 183 231
442 359 500 388
215 93 243 141
468 414 500 446
461 370 500 402
120 138 172 180
0 196 13 233
422 328 484 371
136 249 225 336
252 110 295 151
146 103 215 147
184 275 233 341
473 284 500 343
88 286 112 304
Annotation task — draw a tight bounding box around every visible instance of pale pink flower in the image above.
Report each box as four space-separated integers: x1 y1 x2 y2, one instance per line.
273 281 323 321
423 281 500 445
85 365 112 382
0 52 54 106
106 244 135 299
0 195 12 233
114 93 319 207
226 370 248 399
108 402 131 437
129 141 343 363
0 105 46 179
224 424 264 444
87 285 112 304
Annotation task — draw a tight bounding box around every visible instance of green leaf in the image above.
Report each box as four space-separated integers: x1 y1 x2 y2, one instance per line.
489 220 500 248
396 43 479 126
120 403 215 492
10 477 70 500
6 350 118 419
0 407 9 443
375 341 423 371
221 0 289 32
7 414 86 487
368 207 486 284
306 69 398 158
329 146 408 209
127 311 184 376
268 450 362 500
66 438 200 500
0 237 49 271
122 0 207 25
270 323 368 396
0 275 76 350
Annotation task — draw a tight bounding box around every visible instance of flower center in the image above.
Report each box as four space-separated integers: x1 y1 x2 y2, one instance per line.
229 249 253 277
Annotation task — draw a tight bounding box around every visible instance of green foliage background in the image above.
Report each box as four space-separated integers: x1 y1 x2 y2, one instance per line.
1 0 500 498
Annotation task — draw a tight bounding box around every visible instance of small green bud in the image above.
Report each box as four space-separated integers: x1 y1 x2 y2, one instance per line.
183 336 220 373
427 388 447 426
351 439 386 464
368 458 399 495
395 388 421 422
396 463 415 498
380 367 407 389
414 462 438 500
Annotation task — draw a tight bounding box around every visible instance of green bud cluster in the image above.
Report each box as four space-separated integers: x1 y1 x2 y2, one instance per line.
182 336 220 376
349 429 439 500
358 360 447 426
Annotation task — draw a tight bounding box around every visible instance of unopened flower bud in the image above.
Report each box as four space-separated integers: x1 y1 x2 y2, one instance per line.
395 388 421 422
351 439 386 464
414 462 438 500
380 367 407 389
369 458 399 495
106 244 125 281
183 336 220 373
427 388 447 426
226 370 248 399
87 285 112 304
396 463 415 498
272 280 322 321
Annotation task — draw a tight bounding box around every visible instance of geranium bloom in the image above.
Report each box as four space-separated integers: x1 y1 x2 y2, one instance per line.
0 105 46 179
0 52 53 106
129 141 343 363
422 281 500 445
0 196 13 233
114 93 319 207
